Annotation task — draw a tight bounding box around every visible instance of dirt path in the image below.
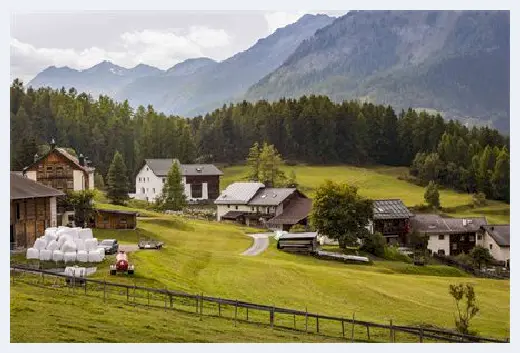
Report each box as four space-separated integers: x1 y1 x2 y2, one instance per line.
241 233 272 256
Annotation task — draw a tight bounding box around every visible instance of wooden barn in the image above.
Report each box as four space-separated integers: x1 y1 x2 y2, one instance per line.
93 209 138 229
277 232 318 254
10 172 64 249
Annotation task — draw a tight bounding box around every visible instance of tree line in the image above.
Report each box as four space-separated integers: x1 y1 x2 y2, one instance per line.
10 80 509 200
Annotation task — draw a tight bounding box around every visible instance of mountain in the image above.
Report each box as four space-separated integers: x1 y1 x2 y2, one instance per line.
165 58 217 77
29 60 164 97
245 11 510 132
116 14 335 115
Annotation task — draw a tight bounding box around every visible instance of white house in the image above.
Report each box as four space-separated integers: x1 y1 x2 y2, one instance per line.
479 225 510 267
134 159 223 203
214 182 312 231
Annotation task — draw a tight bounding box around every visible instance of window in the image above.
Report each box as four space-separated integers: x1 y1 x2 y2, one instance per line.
489 244 493 250
452 243 457 250
56 166 64 176
192 184 203 198
67 180 74 189
460 236 465 241
251 206 255 211
103 215 109 224
146 167 149 171
162 178 166 183
469 235 475 242
138 177 141 182
147 177 149 182
477 234 483 240
16 203 20 220
235 206 238 210
120 217 127 225
438 235 444 240
438 249 445 256
141 187 145 194
46 166 53 173
152 188 156 194
227 205 230 208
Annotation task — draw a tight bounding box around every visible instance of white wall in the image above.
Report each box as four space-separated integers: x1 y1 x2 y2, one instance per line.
216 204 252 221
482 231 510 263
134 164 165 202
25 170 37 181
88 172 95 190
49 197 57 227
73 170 85 191
427 234 450 256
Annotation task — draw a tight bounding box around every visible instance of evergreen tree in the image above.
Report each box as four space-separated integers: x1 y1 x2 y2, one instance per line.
424 181 441 209
258 142 286 187
246 142 261 181
106 151 129 205
491 147 509 202
157 161 187 211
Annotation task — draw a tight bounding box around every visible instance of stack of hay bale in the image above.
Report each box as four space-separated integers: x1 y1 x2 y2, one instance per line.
25 226 106 263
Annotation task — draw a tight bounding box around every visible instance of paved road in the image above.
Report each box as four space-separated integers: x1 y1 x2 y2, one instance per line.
119 244 139 252
241 233 272 256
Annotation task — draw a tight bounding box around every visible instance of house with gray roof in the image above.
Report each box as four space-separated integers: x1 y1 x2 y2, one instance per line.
215 182 311 230
134 159 223 203
369 199 413 246
479 225 510 267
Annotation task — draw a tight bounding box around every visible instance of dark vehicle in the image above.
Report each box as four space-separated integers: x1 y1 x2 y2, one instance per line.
99 239 119 255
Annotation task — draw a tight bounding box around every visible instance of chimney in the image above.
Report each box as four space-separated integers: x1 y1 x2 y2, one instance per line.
78 153 85 166
50 138 56 150
462 219 467 227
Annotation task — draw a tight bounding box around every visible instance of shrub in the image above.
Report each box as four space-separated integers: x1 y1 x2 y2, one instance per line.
361 232 386 258
472 192 487 207
384 246 413 263
289 224 307 232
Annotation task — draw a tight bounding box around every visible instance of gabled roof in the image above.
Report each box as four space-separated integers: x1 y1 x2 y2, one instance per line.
481 225 510 247
248 188 298 206
373 199 413 219
24 147 94 173
215 182 265 205
279 232 318 240
144 159 223 177
266 197 312 226
411 214 487 234
11 172 65 200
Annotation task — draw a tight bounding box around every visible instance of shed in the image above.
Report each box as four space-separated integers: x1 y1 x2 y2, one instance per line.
277 232 318 253
94 209 138 229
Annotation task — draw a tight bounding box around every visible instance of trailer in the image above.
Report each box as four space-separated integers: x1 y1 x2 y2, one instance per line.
138 237 164 250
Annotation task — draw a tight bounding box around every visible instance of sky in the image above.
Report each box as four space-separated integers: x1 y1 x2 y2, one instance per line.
10 10 347 83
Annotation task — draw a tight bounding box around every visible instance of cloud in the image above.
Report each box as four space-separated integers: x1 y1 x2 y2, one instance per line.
10 26 232 83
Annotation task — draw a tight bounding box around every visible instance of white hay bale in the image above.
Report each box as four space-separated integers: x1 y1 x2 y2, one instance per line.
63 252 77 263
75 238 86 251
84 238 98 252
76 250 88 262
45 233 58 243
96 247 105 259
78 228 93 240
61 241 77 253
45 227 57 237
33 237 47 251
52 250 64 262
26 248 39 260
88 251 101 263
57 235 67 249
39 249 52 261
46 239 58 251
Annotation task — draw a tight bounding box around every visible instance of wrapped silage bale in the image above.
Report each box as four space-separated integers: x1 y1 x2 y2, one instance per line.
76 250 88 263
52 250 64 262
33 237 47 251
39 249 52 261
84 238 98 252
97 247 105 260
75 238 86 251
88 250 101 263
72 227 81 240
26 248 39 260
46 239 58 252
63 252 77 263
78 228 93 240
57 235 67 249
61 241 77 253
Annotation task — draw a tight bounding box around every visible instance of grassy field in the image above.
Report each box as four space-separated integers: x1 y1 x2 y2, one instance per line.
221 164 510 224
11 210 508 342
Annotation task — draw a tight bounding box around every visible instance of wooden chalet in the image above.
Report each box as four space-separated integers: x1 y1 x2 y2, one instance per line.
371 199 413 246
92 209 138 230
10 172 64 249
277 232 318 253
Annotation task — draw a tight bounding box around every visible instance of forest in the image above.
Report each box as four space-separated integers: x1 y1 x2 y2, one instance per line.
10 79 509 201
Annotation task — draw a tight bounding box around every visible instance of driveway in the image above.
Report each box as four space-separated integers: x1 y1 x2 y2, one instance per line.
242 233 272 256
119 244 139 252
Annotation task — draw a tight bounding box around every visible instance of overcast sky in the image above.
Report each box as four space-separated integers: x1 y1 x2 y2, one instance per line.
10 10 347 83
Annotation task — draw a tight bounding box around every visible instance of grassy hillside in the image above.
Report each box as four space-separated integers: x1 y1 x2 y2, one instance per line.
12 211 507 341
221 164 509 224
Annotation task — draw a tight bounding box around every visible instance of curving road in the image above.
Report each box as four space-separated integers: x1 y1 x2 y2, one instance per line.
241 233 272 256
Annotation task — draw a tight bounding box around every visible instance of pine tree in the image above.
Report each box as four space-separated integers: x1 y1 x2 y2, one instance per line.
106 151 129 205
424 181 441 209
246 142 261 181
258 142 286 187
491 147 509 202
157 161 186 211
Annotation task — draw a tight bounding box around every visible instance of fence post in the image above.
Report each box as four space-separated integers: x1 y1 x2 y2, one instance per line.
316 316 319 333
147 291 150 306
164 291 167 311
103 280 106 303
305 307 308 333
246 307 249 321
200 293 203 319
133 285 136 306
366 325 370 341
218 301 221 317
351 313 356 343
170 294 173 309
126 287 129 303
270 306 275 328
195 296 199 314
342 320 345 338
234 300 238 327
390 319 394 343
419 327 423 343
294 314 296 329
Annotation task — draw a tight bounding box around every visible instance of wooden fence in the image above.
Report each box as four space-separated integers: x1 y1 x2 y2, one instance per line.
10 266 509 343
433 254 510 279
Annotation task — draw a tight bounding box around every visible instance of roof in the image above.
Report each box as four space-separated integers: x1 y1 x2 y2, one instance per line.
411 214 487 234
248 188 297 206
144 159 223 177
279 232 318 240
95 209 139 216
10 172 65 200
266 197 312 226
24 147 94 173
215 182 265 205
220 211 246 220
373 199 413 219
481 225 510 247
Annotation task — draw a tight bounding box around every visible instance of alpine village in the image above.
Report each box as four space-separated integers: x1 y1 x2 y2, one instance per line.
10 10 510 344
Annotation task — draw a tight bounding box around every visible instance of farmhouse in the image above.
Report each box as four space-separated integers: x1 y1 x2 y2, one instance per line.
410 214 488 256
368 199 413 246
215 182 312 231
92 209 138 230
134 159 223 203
10 172 64 249
479 225 510 267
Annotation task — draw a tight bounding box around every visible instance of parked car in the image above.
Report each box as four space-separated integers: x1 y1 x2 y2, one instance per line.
98 239 119 255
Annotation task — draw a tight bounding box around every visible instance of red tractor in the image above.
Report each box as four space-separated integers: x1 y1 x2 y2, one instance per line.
109 251 135 275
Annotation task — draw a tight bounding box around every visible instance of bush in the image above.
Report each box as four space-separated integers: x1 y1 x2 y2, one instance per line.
289 224 307 232
384 246 413 263
361 232 386 258
472 192 487 207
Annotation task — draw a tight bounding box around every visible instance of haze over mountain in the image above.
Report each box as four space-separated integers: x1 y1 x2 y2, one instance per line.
246 10 510 131
27 11 509 132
